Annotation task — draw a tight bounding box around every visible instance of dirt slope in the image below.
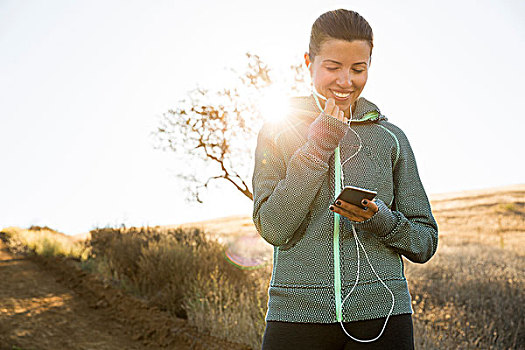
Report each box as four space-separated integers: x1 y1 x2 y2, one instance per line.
0 242 148 350
0 242 247 350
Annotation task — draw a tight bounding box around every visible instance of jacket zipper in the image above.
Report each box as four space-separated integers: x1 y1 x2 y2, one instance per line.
334 146 343 322
333 111 379 322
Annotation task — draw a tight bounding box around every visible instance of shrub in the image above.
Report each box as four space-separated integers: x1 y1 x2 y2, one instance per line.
0 226 88 260
87 225 267 348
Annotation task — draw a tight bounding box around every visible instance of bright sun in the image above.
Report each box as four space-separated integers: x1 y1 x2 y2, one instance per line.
257 84 292 124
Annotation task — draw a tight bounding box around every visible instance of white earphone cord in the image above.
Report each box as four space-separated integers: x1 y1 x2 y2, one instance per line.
312 88 395 342
340 225 395 342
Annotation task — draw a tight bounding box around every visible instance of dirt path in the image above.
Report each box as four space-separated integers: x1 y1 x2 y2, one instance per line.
0 242 247 350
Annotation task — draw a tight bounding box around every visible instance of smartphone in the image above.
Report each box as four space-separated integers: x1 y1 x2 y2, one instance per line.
334 185 377 209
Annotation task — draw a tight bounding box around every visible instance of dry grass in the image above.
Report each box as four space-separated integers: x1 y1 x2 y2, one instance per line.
0 226 89 260
407 244 523 349
2 184 523 349
173 184 525 349
86 226 266 349
405 185 525 349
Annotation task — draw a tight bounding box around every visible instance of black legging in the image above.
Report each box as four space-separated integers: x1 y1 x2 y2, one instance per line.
261 313 414 350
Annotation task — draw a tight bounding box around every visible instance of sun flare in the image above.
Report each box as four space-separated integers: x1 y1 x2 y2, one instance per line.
257 85 292 124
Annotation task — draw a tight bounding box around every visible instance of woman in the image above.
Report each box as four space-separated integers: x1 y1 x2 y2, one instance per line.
252 9 438 350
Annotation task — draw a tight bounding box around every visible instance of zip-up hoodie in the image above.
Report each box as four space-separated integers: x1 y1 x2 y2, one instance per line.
251 94 438 323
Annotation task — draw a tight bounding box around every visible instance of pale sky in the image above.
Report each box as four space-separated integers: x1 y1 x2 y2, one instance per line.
1 0 524 235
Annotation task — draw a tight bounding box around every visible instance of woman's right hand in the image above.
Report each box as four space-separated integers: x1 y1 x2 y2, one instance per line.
306 97 350 161
324 98 348 124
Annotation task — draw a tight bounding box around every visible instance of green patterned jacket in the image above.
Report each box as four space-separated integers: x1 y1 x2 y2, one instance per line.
251 94 438 323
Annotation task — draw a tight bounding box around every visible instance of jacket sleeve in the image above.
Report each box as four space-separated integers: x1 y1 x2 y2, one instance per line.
350 125 438 263
252 113 348 246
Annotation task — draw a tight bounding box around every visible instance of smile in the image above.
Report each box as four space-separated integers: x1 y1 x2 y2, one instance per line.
331 90 351 99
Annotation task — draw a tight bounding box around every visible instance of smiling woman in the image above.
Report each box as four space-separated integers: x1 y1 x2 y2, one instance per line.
252 8 438 350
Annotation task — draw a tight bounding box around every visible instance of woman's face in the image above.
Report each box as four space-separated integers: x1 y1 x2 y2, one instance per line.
305 39 371 116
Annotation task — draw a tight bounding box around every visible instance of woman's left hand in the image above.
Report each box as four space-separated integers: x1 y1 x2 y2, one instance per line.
329 198 379 222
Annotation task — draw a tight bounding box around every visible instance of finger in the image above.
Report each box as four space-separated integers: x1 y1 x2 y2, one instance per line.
333 105 340 119
333 199 371 219
334 200 363 216
334 199 350 210
335 199 377 220
361 199 379 214
324 98 335 115
339 110 345 123
329 204 365 222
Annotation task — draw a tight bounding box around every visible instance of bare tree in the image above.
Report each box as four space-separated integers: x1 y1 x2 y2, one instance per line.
154 53 308 203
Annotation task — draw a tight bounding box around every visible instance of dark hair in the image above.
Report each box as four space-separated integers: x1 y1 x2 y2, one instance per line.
309 9 374 61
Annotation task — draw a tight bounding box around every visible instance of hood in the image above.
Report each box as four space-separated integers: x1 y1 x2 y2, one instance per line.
288 94 387 124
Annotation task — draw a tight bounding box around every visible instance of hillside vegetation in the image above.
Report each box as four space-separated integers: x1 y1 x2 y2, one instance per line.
1 184 523 349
